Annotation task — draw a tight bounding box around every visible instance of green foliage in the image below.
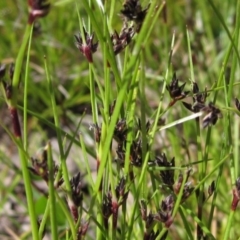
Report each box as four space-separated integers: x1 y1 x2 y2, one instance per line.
0 0 240 239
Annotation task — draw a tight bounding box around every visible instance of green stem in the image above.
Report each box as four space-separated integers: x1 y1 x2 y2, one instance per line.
10 19 39 240
44 57 71 192
17 139 40 240
47 142 58 239
89 63 98 124
208 0 240 66
222 210 235 240
55 192 76 238
23 24 34 150
11 24 32 106
39 200 50 239
230 0 240 178
109 0 116 29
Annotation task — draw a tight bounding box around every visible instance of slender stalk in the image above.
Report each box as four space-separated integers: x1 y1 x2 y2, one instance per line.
230 0 240 178
208 0 240 66
8 18 39 240
222 211 235 240
23 24 34 150
17 140 40 240
55 192 76 238
44 56 71 192
47 142 58 240
11 24 32 106
186 27 204 239
39 201 50 239
109 0 116 29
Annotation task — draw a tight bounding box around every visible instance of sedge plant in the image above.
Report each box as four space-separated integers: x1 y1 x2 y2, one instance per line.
0 0 240 240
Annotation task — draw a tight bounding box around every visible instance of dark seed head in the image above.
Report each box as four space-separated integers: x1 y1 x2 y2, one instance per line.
145 212 155 229
111 25 135 55
91 123 101 143
183 82 208 113
102 192 113 229
114 119 127 143
115 177 127 200
208 181 215 198
28 0 51 24
167 73 189 105
201 102 222 128
120 0 150 32
75 28 98 63
130 140 142 167
153 153 175 187
30 146 49 181
231 177 240 211
182 182 194 202
0 64 6 79
235 98 240 111
9 63 14 81
70 172 83 207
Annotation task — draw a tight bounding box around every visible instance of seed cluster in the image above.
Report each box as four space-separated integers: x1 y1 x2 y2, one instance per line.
74 0 149 62
28 0 50 24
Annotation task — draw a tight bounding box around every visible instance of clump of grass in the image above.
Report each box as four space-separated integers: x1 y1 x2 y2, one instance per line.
0 0 240 239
